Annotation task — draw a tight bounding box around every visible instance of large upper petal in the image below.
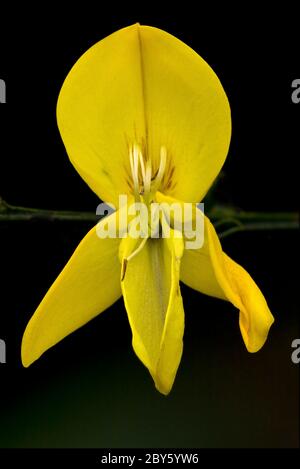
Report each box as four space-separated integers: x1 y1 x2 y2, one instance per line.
137 25 231 202
181 214 274 352
22 213 122 367
120 231 185 395
57 25 146 206
57 24 231 205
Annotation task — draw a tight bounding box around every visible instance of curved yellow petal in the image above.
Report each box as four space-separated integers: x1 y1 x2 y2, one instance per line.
137 25 231 202
121 233 184 395
57 24 146 206
57 24 231 205
181 214 274 352
181 244 226 300
22 213 122 367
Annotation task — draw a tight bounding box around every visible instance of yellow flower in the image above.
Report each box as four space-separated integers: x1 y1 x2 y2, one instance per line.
21 24 274 395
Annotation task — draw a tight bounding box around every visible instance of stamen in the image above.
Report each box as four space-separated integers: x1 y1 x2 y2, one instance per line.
130 144 140 199
138 149 146 182
121 236 148 281
126 236 148 262
144 161 152 194
133 145 140 185
151 146 167 193
157 146 167 185
129 146 134 178
129 144 167 200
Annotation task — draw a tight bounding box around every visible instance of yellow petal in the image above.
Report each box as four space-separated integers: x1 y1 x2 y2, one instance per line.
57 24 146 206
120 233 184 395
137 25 231 202
57 24 231 205
156 193 274 352
22 213 122 367
181 214 274 352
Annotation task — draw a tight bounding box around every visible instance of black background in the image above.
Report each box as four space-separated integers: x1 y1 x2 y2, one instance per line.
0 4 298 449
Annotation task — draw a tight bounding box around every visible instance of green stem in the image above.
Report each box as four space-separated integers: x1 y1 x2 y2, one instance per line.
0 197 298 238
0 198 98 222
208 205 299 222
218 221 299 239
208 205 299 238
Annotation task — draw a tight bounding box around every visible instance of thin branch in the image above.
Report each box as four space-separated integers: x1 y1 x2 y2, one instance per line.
0 198 98 222
0 198 298 239
209 205 299 223
218 221 299 239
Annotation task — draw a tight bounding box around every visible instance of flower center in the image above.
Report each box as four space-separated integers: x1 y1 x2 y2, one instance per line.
129 144 166 206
